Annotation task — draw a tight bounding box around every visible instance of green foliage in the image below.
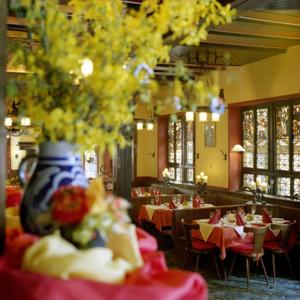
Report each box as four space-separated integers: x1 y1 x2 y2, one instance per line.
8 0 234 152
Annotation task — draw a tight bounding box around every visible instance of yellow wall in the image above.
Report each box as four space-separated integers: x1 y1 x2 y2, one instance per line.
135 102 157 177
135 46 300 187
195 112 228 188
221 46 300 104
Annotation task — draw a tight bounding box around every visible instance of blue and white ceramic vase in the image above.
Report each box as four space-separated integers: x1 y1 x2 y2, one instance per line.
20 141 88 235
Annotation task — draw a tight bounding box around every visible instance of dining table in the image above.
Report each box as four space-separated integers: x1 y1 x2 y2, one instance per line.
192 214 289 260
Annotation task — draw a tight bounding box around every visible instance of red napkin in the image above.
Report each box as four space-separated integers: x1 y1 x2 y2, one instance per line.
192 197 200 208
141 187 145 194
236 212 245 226
155 198 161 206
208 211 221 224
262 208 272 223
180 196 185 204
168 200 177 209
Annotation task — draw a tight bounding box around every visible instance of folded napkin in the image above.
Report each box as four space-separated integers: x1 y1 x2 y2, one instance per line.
22 234 134 284
236 212 245 226
107 224 143 269
168 200 177 209
192 197 201 208
262 208 272 223
198 222 214 242
234 226 246 239
208 211 221 224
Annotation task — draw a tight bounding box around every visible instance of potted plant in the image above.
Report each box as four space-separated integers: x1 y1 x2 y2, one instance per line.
7 0 234 234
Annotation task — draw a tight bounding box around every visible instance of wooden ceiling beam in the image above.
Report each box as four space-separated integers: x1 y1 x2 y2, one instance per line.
238 10 300 27
203 32 299 50
211 21 300 40
231 0 275 11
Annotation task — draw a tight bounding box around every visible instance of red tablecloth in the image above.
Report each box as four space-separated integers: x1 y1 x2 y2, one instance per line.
137 205 173 231
0 228 208 300
192 223 283 260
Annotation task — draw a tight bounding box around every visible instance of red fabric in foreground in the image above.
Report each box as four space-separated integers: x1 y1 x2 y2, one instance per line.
6 186 22 207
0 228 208 300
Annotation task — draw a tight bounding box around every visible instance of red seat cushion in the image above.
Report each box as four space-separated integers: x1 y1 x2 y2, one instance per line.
228 243 254 255
264 241 281 251
192 239 216 250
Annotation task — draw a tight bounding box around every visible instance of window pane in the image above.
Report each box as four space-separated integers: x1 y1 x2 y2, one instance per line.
276 106 290 171
294 178 300 196
276 177 290 197
293 104 300 171
176 167 182 182
243 173 254 188
175 120 182 164
186 168 194 183
169 167 175 180
242 110 254 168
168 121 174 163
186 122 194 164
256 108 268 169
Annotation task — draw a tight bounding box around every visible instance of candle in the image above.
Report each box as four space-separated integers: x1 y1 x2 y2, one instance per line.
250 181 256 190
203 175 208 183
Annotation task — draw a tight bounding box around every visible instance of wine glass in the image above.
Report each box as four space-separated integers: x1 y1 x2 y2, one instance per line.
269 209 273 218
209 211 214 218
251 205 256 215
150 198 155 205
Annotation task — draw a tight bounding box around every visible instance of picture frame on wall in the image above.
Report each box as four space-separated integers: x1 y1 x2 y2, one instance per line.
204 122 216 147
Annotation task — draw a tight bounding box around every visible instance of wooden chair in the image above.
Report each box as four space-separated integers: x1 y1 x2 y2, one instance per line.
227 225 269 288
181 219 221 279
264 220 296 283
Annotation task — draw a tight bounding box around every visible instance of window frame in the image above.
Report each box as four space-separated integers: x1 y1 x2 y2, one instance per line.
241 99 300 198
167 115 195 184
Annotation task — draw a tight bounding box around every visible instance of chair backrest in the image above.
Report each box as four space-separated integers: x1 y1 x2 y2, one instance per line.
181 218 199 249
244 225 269 254
271 220 296 248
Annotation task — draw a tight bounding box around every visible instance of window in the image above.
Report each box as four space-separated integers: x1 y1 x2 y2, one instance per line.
241 100 300 198
167 116 195 183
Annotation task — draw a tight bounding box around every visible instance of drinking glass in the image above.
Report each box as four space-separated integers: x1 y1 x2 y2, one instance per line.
150 198 155 205
209 211 214 218
251 205 256 215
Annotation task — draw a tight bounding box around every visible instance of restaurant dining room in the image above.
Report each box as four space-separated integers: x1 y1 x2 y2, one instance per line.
1 0 300 300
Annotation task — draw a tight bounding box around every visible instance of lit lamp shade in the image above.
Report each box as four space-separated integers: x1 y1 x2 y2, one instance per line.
185 111 194 122
21 117 31 127
4 117 12 127
211 113 220 122
136 122 143 130
231 144 246 153
199 112 207 122
146 122 154 130
81 58 94 77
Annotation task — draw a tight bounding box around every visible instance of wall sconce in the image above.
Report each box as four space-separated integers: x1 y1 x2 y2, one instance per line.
211 113 220 122
4 115 32 137
146 122 154 130
136 121 143 130
199 112 208 122
231 144 246 152
185 111 194 122
220 150 227 160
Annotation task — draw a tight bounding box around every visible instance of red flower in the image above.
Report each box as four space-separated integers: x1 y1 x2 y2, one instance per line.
51 186 91 225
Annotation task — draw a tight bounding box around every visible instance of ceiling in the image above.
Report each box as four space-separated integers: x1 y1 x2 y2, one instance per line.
6 0 300 76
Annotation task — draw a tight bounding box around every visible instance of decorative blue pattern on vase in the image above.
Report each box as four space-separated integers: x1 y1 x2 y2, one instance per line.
20 142 88 235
